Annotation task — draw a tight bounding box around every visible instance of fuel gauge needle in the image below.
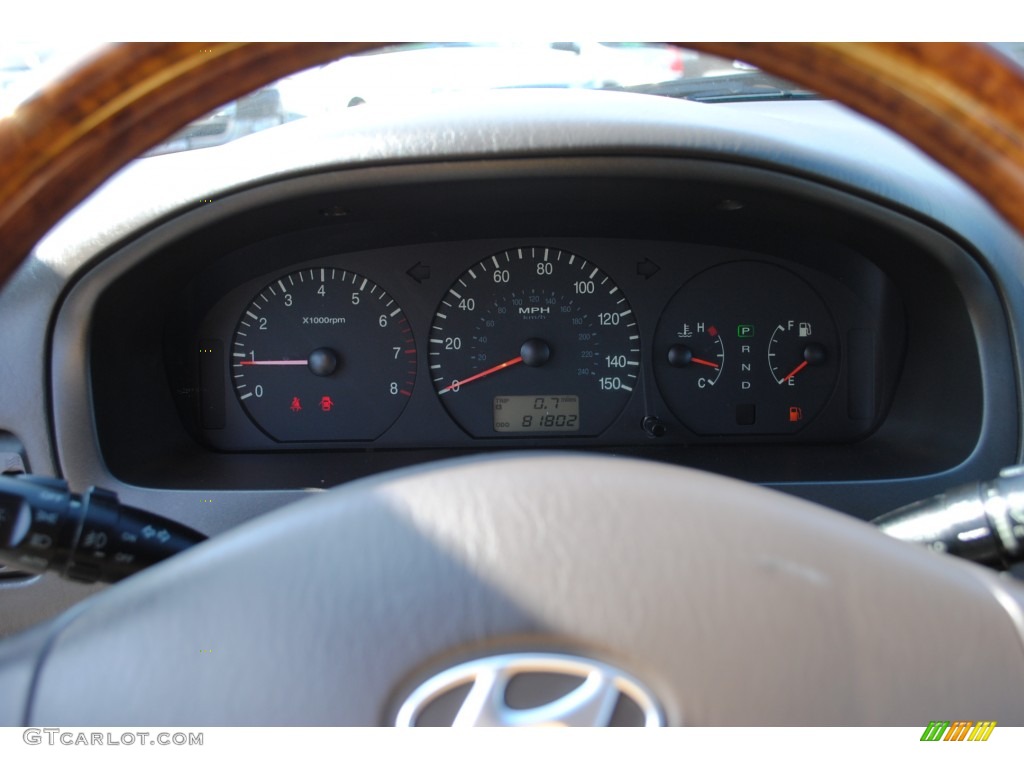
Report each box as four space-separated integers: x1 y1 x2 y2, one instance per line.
782 360 808 382
438 355 523 394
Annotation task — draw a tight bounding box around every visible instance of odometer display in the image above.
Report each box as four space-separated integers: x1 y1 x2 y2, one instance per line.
494 395 580 433
431 247 639 437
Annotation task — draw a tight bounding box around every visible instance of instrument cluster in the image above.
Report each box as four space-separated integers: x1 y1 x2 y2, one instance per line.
181 237 903 451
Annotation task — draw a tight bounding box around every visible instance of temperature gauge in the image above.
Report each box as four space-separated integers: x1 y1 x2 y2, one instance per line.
666 323 726 390
654 261 840 435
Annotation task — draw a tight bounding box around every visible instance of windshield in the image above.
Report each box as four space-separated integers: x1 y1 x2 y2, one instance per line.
0 42 799 154
3 42 1023 156
153 42 804 156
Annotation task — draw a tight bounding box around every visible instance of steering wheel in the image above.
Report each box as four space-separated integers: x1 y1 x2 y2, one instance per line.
1 43 1023 726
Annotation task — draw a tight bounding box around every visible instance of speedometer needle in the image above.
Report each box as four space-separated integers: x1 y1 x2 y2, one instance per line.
438 356 524 394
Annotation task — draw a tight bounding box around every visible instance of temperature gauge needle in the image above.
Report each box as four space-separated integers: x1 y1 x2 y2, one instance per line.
691 357 720 369
438 355 523 394
782 360 808 382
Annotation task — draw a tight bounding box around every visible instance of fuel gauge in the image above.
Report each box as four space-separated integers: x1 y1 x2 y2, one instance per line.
654 261 840 435
769 321 828 385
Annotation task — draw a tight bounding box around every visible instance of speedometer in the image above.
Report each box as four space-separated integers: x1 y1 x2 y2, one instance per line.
430 247 639 437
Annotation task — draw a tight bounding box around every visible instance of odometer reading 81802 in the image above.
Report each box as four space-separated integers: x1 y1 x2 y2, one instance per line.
431 247 639 437
494 395 579 433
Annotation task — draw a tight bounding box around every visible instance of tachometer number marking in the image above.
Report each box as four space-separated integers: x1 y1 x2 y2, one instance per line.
231 268 415 442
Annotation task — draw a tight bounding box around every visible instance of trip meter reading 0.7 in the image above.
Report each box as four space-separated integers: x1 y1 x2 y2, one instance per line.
430 247 640 437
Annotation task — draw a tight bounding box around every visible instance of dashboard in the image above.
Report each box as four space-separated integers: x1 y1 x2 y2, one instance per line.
67 152 1007 499
2 89 1024 637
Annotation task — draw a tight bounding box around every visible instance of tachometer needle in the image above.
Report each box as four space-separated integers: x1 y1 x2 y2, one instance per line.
782 360 808 382
239 359 309 366
438 356 524 394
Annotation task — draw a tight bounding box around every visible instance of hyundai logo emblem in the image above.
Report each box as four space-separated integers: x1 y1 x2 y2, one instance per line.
395 653 664 727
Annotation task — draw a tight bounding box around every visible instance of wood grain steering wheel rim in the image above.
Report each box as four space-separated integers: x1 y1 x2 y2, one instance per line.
1 42 1023 290
3 41 1024 728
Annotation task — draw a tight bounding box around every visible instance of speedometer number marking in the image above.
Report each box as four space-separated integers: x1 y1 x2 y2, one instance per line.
430 247 639 437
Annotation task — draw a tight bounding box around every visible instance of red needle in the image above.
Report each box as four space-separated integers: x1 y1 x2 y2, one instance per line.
239 359 308 366
438 355 524 394
782 360 808 382
691 357 720 369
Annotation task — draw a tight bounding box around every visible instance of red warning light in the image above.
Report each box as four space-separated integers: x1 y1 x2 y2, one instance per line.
320 396 334 412
789 406 803 422
290 397 302 412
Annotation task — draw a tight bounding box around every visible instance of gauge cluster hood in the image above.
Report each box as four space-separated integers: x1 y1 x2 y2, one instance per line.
34 89 1018 276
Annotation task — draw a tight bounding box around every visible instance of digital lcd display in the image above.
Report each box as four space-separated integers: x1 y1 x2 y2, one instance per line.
493 395 580 433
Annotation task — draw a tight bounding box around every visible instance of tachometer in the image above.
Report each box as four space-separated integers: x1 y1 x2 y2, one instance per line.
430 247 639 437
231 267 415 442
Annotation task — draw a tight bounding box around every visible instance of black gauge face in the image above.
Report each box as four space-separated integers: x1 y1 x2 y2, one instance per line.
231 267 416 442
430 247 639 437
654 261 840 435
